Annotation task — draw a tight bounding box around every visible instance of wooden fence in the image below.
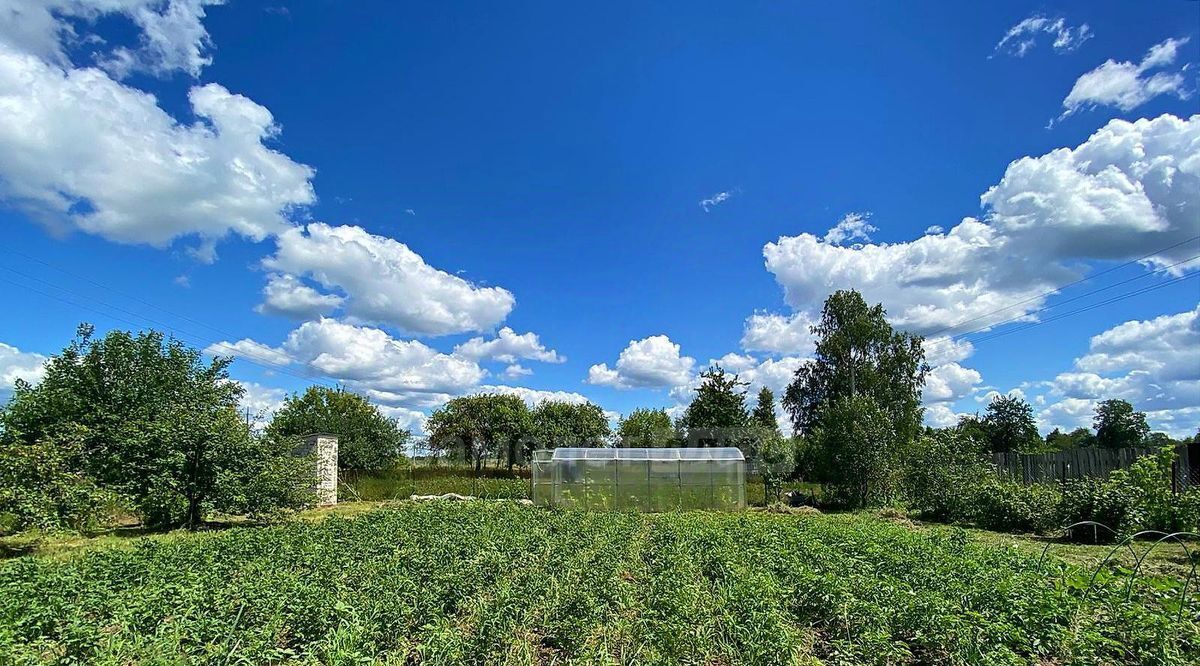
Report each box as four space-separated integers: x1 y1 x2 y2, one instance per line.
993 443 1197 491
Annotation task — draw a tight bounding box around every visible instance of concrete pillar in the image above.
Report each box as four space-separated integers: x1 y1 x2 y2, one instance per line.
299 433 339 505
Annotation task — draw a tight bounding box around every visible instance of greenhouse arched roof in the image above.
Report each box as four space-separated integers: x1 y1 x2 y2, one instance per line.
550 447 744 461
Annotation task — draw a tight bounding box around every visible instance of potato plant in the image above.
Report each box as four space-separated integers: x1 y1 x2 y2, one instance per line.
0 504 1195 665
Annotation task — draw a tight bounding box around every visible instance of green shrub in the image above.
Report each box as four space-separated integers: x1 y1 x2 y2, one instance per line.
972 477 1061 534
1058 448 1199 538
904 428 991 523
0 431 113 535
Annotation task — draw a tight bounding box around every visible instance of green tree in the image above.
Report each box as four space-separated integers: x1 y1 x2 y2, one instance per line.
1045 426 1096 451
782 290 927 447
1094 399 1150 449
0 425 112 534
616 408 677 447
425 394 532 473
757 433 796 502
267 386 411 471
677 365 749 447
812 395 899 507
529 400 611 453
904 424 991 522
781 291 927 501
0 325 312 529
751 387 780 433
981 394 1040 454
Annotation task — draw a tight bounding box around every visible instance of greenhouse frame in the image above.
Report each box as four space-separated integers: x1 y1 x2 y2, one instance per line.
531 447 746 511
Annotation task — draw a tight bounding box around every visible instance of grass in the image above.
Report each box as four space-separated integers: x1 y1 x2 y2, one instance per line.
1 502 1196 665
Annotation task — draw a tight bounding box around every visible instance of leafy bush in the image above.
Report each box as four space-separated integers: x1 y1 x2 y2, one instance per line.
266 386 411 471
0 431 114 535
756 433 797 502
904 427 991 522
1058 447 1199 537
812 395 905 508
972 476 1061 534
903 437 1198 538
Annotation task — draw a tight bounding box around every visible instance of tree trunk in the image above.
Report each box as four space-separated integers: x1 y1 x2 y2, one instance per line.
186 494 203 531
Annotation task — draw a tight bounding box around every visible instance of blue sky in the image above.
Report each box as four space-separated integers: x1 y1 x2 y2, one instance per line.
1 0 1197 437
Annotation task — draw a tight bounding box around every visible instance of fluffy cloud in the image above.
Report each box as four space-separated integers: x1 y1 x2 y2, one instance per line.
1039 397 1099 432
256 274 344 319
1038 307 1199 436
587 335 695 389
0 43 315 260
205 338 293 366
1074 305 1199 381
822 212 876 246
920 338 984 426
741 311 817 356
925 403 967 429
501 364 532 379
1059 38 1191 120
99 0 221 78
453 327 563 364
0 0 220 76
375 404 428 434
210 318 487 398
994 14 1092 57
924 362 983 403
924 336 975 367
234 380 287 424
762 114 1200 336
262 224 515 335
283 319 485 395
0 341 47 401
477 384 592 408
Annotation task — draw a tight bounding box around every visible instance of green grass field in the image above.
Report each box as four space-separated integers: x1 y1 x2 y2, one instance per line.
1 502 1195 665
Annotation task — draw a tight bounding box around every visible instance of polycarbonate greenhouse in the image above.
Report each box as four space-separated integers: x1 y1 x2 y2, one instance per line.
531 447 746 511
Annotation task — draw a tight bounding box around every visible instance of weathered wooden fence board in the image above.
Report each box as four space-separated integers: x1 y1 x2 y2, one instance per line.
993 444 1194 490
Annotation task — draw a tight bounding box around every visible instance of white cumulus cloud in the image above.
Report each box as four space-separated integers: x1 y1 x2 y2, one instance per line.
501 363 532 379
0 0 221 77
0 42 315 260
762 114 1200 337
740 311 817 356
233 380 287 424
256 273 344 319
822 212 876 246
477 384 592 408
1040 305 1200 436
587 335 695 389
453 327 563 364
0 341 47 402
924 362 983 403
1059 37 1192 121
262 223 515 336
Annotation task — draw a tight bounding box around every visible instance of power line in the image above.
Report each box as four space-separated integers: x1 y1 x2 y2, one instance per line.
966 272 1198 345
0 246 258 343
0 268 342 391
924 251 1200 353
921 234 1200 338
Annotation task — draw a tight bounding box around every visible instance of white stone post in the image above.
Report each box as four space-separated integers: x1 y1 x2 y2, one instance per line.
300 433 339 505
